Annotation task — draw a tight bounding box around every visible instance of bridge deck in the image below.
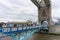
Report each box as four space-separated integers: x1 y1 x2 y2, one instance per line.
0 26 46 36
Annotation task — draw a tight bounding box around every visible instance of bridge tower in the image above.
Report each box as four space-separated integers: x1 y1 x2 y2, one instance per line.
31 0 51 26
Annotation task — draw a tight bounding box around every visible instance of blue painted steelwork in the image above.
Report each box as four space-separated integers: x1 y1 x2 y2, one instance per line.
18 34 20 40
10 34 17 40
0 26 48 40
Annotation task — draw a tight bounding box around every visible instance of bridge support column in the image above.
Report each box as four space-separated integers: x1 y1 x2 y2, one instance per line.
38 6 51 26
10 34 17 40
17 34 20 40
38 7 42 25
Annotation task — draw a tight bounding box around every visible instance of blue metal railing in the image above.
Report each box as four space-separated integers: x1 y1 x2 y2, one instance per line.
0 26 41 34
0 26 48 40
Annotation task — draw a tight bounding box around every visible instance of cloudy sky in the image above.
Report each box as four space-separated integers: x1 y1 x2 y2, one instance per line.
0 0 60 22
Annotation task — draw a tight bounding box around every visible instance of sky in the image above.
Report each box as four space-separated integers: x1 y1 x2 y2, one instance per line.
0 0 60 22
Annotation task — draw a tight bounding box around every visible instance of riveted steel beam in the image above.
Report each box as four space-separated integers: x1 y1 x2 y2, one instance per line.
31 0 41 8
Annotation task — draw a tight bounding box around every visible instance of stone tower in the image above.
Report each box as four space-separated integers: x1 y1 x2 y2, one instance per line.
38 0 51 25
31 0 51 25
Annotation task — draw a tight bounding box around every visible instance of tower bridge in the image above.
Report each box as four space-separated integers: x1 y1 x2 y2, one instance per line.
31 0 51 25
0 0 51 39
0 0 59 40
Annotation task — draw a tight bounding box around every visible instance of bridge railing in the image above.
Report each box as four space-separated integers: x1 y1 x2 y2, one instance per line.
0 26 42 34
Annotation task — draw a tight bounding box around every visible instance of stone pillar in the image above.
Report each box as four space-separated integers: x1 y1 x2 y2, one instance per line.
47 3 51 26
38 4 51 26
38 7 43 25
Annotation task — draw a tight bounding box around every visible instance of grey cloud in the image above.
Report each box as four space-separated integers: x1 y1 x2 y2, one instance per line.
0 0 60 22
51 0 60 18
52 0 60 9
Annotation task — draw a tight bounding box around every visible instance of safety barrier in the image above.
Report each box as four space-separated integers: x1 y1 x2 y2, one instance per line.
0 26 48 40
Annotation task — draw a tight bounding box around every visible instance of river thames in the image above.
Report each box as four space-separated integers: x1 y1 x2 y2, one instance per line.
1 33 60 40
27 33 60 40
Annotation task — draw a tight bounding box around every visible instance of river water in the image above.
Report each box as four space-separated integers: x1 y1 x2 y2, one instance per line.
27 33 60 40
0 33 60 40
